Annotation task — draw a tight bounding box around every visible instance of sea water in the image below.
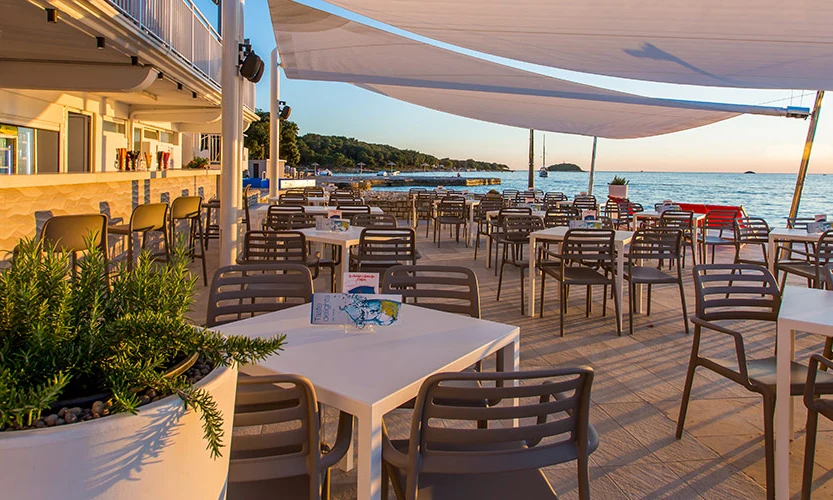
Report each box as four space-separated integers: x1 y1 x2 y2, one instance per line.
366 171 832 226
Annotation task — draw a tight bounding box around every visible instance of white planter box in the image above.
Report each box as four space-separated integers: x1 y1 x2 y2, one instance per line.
608 184 629 199
0 364 238 500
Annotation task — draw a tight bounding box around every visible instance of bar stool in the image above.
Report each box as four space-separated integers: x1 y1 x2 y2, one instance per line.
170 196 208 285
202 199 221 249
110 202 169 270
40 213 108 268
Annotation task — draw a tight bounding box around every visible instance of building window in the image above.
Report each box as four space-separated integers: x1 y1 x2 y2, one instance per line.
143 129 159 141
0 123 60 175
160 131 178 145
102 120 126 134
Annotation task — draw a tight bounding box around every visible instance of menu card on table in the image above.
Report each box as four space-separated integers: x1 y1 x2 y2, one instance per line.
311 293 402 329
315 217 350 232
343 272 379 294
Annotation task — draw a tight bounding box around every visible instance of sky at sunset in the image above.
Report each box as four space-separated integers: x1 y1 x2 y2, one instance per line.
201 0 833 173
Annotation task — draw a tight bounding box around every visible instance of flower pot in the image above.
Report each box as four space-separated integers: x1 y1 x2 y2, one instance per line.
608 184 629 199
0 363 238 500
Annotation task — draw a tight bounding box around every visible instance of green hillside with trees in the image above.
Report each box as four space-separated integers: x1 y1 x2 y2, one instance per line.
244 110 510 172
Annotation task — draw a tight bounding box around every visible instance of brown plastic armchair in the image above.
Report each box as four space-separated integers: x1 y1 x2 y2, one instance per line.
169 195 207 285
775 229 833 290
433 197 467 248
496 215 544 314
227 374 353 500
205 263 313 327
733 216 770 268
697 209 737 264
801 354 833 500
381 368 598 500
110 202 169 270
239 230 335 292
352 228 417 273
676 264 833 500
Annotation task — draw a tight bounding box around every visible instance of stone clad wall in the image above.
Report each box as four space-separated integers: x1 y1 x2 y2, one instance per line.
0 173 218 260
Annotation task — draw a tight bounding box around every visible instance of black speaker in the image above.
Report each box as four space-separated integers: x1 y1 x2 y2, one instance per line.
279 105 291 120
240 51 264 83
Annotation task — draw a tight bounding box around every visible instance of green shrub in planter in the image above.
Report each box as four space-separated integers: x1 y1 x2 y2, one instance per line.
0 238 284 457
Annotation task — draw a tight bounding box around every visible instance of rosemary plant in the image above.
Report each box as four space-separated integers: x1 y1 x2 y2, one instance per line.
0 238 284 457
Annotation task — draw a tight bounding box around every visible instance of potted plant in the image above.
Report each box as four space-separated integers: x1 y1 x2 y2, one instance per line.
185 156 210 169
0 239 284 499
608 175 629 199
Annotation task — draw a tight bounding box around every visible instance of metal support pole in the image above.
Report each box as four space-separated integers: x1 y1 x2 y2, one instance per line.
527 129 534 189
587 136 598 196
269 48 280 198
220 0 243 267
788 90 824 220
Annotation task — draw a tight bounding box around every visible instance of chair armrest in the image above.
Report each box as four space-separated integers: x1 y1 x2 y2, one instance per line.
690 317 751 382
776 245 813 260
804 354 833 409
321 410 354 469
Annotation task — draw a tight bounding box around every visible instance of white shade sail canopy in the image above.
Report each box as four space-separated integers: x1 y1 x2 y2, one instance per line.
269 0 810 138
324 0 833 90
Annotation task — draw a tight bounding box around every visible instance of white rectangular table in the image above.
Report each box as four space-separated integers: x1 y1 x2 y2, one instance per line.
775 286 833 500
250 205 383 230
297 226 365 292
527 227 634 326
768 228 822 277
213 303 520 500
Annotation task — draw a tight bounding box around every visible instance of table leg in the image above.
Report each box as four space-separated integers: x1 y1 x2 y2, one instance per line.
339 417 356 472
775 321 791 500
468 205 476 246
528 235 537 316
357 407 383 500
334 242 348 292
616 242 625 329
768 234 777 276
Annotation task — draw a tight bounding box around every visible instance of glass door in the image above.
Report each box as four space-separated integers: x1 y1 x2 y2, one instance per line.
0 136 15 175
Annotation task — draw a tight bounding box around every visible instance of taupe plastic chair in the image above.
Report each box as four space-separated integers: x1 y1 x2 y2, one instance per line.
537 228 621 336
544 206 580 228
676 264 833 500
278 193 308 206
202 198 221 248
733 216 770 268
40 214 108 267
264 205 305 230
544 192 567 203
625 228 688 336
353 213 398 228
433 198 467 248
659 210 697 267
239 230 334 292
488 207 532 272
110 202 169 270
472 198 502 262
381 368 598 500
227 374 353 500
573 195 598 212
802 354 833 499
775 229 833 290
697 209 737 264
169 196 207 285
352 228 417 273
205 263 313 327
304 186 325 197
336 204 371 222
496 215 545 314
382 265 480 318
414 193 437 237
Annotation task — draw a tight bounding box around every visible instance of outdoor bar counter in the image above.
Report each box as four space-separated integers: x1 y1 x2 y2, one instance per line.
0 169 221 255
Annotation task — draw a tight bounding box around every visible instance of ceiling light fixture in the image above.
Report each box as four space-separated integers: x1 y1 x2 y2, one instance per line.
45 8 58 23
96 36 105 49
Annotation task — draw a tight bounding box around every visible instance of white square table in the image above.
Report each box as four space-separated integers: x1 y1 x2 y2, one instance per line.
767 228 823 276
250 205 383 231
527 227 634 325
297 226 365 292
213 303 520 500
775 286 833 500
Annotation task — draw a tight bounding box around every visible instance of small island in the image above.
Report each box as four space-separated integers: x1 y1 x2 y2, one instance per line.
744 170 756 174
547 162 584 172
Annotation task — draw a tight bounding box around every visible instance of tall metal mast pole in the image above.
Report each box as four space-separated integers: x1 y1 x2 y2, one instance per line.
788 90 824 220
587 136 598 195
528 129 534 189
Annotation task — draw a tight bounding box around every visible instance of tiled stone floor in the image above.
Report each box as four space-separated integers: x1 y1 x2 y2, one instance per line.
188 222 833 499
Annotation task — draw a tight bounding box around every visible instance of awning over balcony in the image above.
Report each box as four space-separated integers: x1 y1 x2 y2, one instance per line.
323 0 833 90
270 0 803 139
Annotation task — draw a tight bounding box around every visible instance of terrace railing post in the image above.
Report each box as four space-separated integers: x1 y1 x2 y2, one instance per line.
788 90 824 221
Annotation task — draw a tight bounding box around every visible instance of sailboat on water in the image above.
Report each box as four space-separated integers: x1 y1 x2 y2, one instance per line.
538 135 549 178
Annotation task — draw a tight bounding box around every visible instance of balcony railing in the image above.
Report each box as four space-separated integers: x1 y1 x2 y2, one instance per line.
107 0 255 109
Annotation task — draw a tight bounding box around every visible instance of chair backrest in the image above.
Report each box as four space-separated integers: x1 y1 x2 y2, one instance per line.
503 214 544 237
229 374 322 488
544 192 567 202
382 265 480 317
436 199 466 218
408 187 428 199
170 196 202 220
241 230 308 263
825 263 833 290
786 217 814 230
562 229 615 264
815 230 833 265
283 213 316 230
279 193 308 206
403 368 595 483
303 186 324 197
628 228 682 262
352 213 398 228
265 205 305 230
502 189 519 201
734 217 770 244
691 264 780 322
355 228 417 269
130 202 168 232
544 207 580 228
475 199 502 218
703 209 738 231
205 263 313 326
659 210 694 231
337 205 372 221
40 214 108 256
573 195 598 211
